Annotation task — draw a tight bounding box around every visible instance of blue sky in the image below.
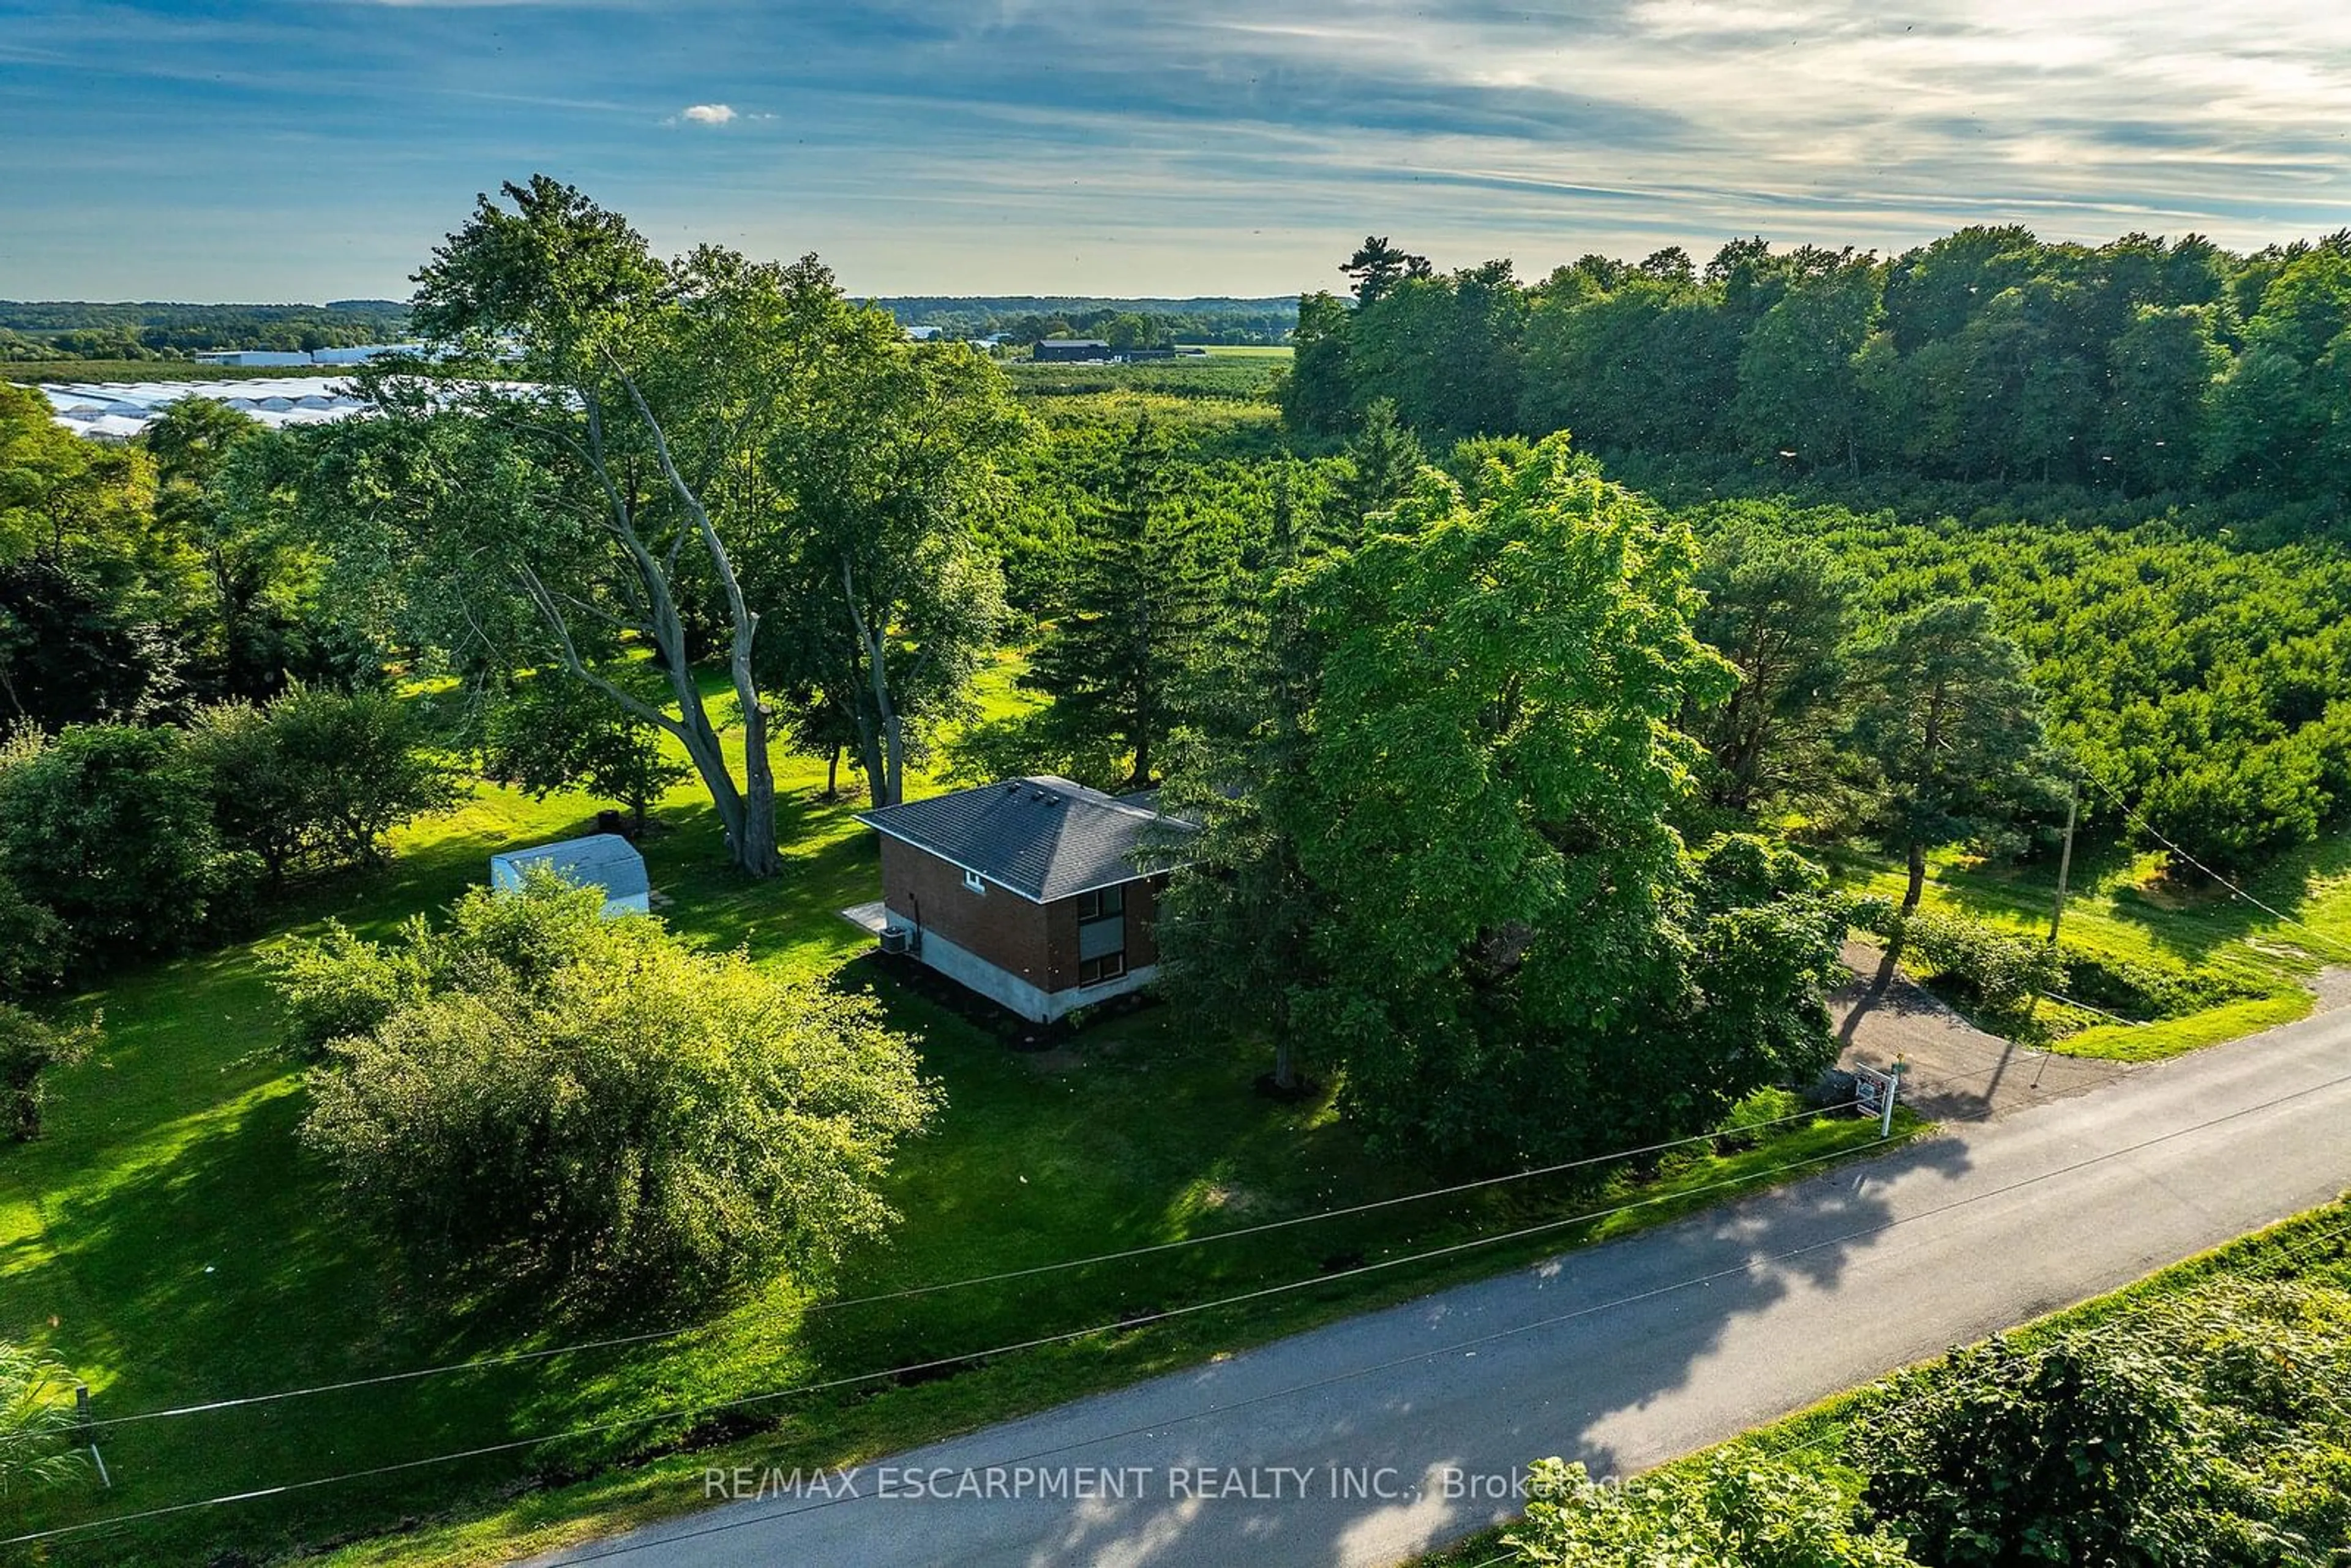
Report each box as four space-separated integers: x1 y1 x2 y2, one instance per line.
6 0 2350 302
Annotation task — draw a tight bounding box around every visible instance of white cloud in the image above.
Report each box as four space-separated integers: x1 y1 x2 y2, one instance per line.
679 102 735 126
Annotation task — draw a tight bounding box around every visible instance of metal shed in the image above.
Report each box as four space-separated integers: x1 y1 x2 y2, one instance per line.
489 834 651 917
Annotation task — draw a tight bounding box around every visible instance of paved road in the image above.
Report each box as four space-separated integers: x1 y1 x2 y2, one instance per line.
540 1005 2351 1568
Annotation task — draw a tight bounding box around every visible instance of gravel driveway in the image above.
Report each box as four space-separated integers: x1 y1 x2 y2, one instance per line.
1831 938 2132 1120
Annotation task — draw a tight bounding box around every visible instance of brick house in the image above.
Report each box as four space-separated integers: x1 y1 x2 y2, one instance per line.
849 776 1197 1022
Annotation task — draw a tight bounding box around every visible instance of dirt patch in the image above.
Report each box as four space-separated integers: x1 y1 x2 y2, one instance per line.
1021 1046 1086 1075
1194 1182 1262 1218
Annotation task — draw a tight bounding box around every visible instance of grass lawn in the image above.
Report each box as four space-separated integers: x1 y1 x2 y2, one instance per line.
1826 831 2351 1060
4 669 1909 1565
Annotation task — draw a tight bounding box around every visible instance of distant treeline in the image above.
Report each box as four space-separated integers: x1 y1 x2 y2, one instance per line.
0 299 410 361
876 295 1294 346
1282 228 2351 513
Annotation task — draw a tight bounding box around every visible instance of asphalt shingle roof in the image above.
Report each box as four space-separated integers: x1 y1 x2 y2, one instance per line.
858 776 1194 902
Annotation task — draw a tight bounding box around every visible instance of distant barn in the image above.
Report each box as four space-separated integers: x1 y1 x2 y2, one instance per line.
1032 338 1111 362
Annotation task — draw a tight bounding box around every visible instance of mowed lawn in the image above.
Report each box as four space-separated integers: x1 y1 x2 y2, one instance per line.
1828 830 2351 1060
3 666 1901 1566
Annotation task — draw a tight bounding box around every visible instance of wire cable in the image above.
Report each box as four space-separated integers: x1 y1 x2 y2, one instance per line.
522 1076 2351 1565
85 1097 1858 1431
18 1067 2345 1553
3 1115 1912 1548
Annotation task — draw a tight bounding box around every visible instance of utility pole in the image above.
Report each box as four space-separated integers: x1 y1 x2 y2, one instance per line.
2047 777 2079 945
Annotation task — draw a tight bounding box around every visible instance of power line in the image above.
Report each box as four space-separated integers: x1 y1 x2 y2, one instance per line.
18 1068 2345 1554
520 1074 2351 1566
4 1118 1910 1548
85 1097 1857 1431
2069 765 2351 967
1929 732 2351 968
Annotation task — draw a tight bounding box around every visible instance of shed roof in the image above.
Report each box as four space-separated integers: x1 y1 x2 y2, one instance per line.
858 776 1194 902
490 833 651 901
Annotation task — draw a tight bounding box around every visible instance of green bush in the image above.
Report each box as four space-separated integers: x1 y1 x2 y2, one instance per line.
1895 908 2064 1032
0 724 254 961
0 871 66 1000
187 686 454 876
0 1341 88 1497
1859 1338 2197 1566
0 1003 98 1142
1509 1452 1919 1566
283 876 941 1305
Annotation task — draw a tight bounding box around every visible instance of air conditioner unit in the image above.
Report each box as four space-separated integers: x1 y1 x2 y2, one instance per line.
880 926 913 955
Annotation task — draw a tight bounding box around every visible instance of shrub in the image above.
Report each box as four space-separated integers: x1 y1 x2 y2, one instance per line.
188 688 453 879
1510 1453 1919 1566
1859 1338 2201 1567
1894 908 2063 1032
283 876 940 1305
0 872 66 1000
0 724 252 961
0 1004 98 1142
0 1342 87 1497
263 921 427 1062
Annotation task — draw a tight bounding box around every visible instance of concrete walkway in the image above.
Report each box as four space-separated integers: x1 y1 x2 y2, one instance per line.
1831 939 2132 1120
536 991 2351 1568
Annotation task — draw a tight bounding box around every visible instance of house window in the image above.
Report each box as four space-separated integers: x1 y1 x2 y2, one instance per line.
1075 882 1127 988
962 869 987 895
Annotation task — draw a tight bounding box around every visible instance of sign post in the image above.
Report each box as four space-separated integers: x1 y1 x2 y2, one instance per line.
1854 1060 1905 1136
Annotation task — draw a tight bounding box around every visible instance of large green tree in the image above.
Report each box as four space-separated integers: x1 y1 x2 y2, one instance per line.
1197 438 1842 1165
1157 475 1333 1092
280 876 939 1304
310 179 1015 864
1730 257 1883 473
1848 597 2058 913
307 178 786 871
746 268 1024 808
482 662 691 834
1021 419 1221 789
1689 529 1856 814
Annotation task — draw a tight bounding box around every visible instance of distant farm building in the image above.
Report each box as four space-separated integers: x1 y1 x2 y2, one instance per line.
1032 338 1111 362
192 343 417 367
490 835 651 918
846 777 1197 1022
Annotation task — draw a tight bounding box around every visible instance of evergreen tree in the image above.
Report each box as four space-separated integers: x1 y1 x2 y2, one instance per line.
1340 235 1431 306
1848 597 2058 913
1690 530 1856 814
1334 398 1427 537
1022 419 1217 789
1158 481 1327 1091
